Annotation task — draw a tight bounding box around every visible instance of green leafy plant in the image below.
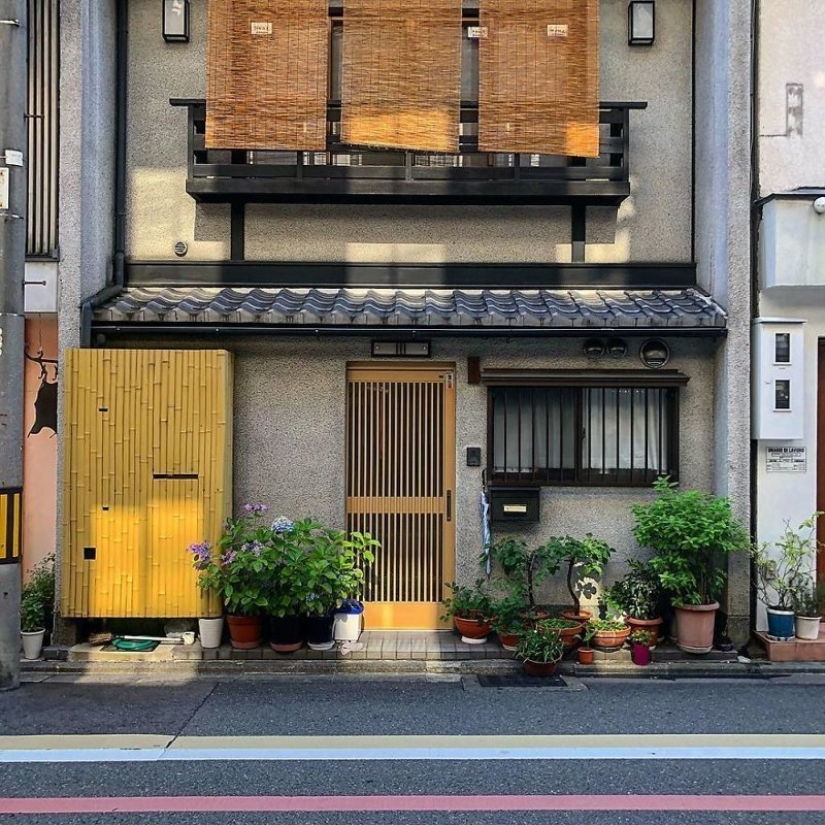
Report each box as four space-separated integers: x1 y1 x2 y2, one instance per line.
515 628 564 664
489 592 528 636
629 629 654 647
188 504 274 616
299 524 378 617
793 584 820 619
440 580 493 623
21 554 55 633
576 624 597 649
535 616 580 633
486 537 558 609
541 534 615 614
587 618 628 633
750 514 823 612
632 477 749 606
603 560 661 620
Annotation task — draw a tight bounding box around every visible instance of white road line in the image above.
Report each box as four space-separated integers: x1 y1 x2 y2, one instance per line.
3 746 825 763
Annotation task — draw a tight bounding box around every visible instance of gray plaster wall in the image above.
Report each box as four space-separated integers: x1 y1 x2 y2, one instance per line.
159 336 716 609
126 0 693 263
693 0 753 640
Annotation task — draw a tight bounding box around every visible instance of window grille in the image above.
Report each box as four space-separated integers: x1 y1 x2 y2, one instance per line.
489 386 679 487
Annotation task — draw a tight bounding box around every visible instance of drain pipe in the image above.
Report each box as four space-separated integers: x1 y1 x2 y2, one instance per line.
81 0 127 348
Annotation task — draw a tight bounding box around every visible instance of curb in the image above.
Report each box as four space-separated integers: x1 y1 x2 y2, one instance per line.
20 655 825 680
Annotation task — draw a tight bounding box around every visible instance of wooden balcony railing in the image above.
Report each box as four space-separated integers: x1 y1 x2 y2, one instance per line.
169 99 646 206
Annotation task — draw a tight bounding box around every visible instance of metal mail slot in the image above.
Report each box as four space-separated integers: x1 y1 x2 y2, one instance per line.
489 486 540 523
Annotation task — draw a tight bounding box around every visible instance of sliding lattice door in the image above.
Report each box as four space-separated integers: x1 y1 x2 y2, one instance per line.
346 364 456 630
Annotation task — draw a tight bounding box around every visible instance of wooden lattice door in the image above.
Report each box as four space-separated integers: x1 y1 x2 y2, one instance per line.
346 363 456 629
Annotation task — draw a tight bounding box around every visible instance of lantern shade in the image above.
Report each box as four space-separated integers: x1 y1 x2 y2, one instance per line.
628 1 655 46
163 0 190 42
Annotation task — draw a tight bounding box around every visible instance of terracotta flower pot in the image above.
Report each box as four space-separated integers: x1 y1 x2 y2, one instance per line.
561 609 592 624
626 616 663 649
577 647 594 665
522 658 560 677
226 614 263 650
592 626 630 651
454 615 491 644
497 632 520 651
539 621 583 651
674 602 719 654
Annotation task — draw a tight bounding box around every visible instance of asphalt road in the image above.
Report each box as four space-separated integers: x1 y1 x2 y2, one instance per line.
1 672 825 824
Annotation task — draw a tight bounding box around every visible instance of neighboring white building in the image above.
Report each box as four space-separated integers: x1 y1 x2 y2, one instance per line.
754 0 825 628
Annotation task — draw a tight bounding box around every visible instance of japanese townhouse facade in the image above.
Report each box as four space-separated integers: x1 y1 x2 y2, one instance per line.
51 0 753 641
752 0 825 630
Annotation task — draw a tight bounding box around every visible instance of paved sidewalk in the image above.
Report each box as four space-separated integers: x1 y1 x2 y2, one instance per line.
20 629 825 680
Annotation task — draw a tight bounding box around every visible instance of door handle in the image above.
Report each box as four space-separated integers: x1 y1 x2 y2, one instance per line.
446 490 452 522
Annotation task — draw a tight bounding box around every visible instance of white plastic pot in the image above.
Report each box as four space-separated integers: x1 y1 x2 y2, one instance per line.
21 629 45 660
198 616 224 649
333 611 362 642
795 615 821 641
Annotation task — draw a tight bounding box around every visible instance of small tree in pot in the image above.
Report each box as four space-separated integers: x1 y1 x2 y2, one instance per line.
542 534 615 622
441 580 494 643
632 477 749 654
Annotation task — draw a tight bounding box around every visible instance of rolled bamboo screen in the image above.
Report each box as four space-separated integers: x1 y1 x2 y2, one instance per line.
342 0 462 153
478 0 600 157
206 0 329 150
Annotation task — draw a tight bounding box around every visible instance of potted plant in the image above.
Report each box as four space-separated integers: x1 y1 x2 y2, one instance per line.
576 624 596 665
629 629 654 666
441 580 493 643
793 585 822 641
750 514 823 641
20 554 55 660
188 503 273 649
632 477 749 654
604 560 664 647
515 628 564 677
588 617 631 651
542 534 615 622
486 537 556 616
489 591 528 651
299 519 378 650
534 616 584 651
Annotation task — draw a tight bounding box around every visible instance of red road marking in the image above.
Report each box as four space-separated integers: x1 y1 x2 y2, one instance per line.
1 796 825 814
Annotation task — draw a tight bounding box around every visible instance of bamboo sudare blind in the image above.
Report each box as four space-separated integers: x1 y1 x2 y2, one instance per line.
478 0 600 157
341 0 463 153
206 0 329 150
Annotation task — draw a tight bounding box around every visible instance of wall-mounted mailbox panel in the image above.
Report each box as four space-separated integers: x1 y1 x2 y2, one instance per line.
489 486 540 523
752 319 805 440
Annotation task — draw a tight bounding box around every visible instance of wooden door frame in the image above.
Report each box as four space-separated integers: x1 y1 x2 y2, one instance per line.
345 362 456 629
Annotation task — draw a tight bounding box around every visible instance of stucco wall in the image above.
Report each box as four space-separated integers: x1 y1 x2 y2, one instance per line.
217 335 716 608
693 0 752 639
126 0 693 264
758 0 825 197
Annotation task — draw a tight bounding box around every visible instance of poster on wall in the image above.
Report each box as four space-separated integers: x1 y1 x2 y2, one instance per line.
25 348 58 436
765 446 806 473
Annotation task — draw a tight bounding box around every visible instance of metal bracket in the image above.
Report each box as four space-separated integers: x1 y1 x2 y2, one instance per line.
0 19 20 26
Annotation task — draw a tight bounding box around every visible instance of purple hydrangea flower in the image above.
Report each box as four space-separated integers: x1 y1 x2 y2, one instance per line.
271 517 294 534
243 503 269 515
221 550 237 565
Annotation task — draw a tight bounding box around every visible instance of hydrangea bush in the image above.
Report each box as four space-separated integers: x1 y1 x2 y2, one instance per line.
188 507 378 618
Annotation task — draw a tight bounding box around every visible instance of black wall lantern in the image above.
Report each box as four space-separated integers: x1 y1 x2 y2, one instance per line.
628 1 655 46
163 0 190 43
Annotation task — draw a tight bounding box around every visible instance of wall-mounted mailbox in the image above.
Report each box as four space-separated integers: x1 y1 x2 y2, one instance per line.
752 318 805 440
489 486 540 523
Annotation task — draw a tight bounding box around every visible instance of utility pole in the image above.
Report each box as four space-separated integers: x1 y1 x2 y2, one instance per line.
0 0 27 692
